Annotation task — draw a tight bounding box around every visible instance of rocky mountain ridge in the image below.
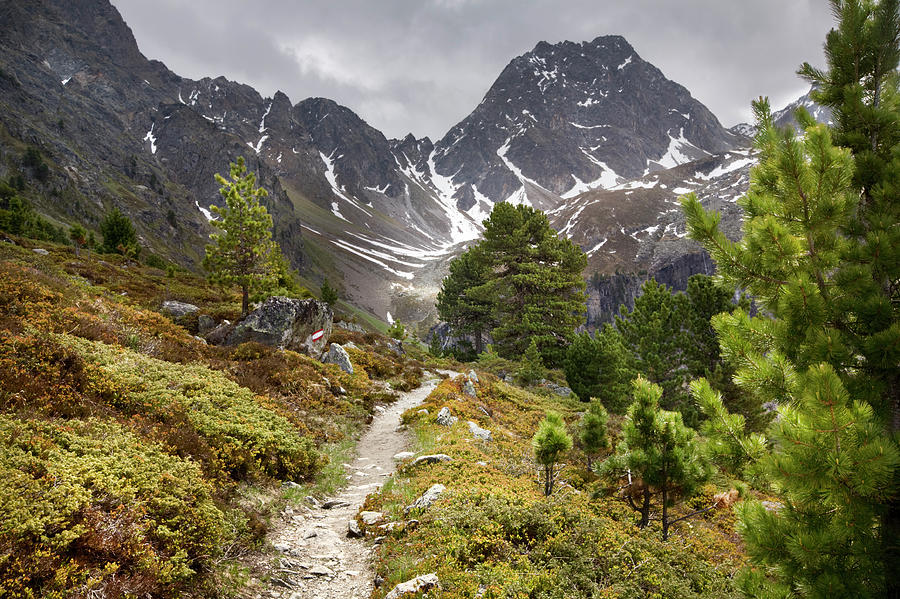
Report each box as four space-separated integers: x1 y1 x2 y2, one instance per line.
0 0 824 326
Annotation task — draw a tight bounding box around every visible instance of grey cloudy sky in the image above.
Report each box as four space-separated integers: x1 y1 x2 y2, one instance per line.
110 0 834 140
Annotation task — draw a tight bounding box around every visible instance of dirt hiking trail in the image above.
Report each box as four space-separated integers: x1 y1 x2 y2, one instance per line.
252 372 450 599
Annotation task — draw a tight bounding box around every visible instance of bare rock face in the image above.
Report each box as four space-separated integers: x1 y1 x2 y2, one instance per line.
225 297 332 355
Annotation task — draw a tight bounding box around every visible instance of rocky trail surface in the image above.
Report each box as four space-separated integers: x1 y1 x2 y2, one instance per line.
251 372 451 599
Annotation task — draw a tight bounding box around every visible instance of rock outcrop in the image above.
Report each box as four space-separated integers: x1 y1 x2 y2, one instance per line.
225 297 332 355
322 343 353 374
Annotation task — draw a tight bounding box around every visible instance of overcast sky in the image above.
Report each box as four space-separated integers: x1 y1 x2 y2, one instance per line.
110 0 834 140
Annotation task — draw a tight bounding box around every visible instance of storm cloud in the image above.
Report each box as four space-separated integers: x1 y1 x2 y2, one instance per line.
111 0 834 139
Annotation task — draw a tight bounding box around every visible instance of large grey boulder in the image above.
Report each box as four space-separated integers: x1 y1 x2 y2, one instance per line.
384 573 441 599
224 297 332 355
161 300 199 318
404 484 446 514
323 343 353 374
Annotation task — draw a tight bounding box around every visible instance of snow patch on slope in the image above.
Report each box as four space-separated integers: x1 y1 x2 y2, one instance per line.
144 123 157 154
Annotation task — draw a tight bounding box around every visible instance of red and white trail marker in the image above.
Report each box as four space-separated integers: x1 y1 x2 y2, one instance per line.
311 328 325 341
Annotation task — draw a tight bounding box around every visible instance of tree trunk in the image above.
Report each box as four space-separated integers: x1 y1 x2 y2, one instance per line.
544 464 553 496
662 487 669 541
639 488 651 528
475 327 484 355
241 285 249 317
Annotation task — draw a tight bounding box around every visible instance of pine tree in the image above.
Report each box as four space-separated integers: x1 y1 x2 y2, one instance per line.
799 5 900 589
516 338 545 385
320 278 339 307
480 203 587 366
563 324 635 412
436 246 493 354
69 224 86 257
579 399 609 469
203 157 281 317
681 19 900 587
598 377 710 540
682 275 764 429
532 411 572 496
614 279 692 418
99 208 139 257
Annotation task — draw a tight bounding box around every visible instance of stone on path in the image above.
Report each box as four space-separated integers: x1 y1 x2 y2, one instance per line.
322 499 350 509
360 511 384 525
309 564 335 577
347 520 363 538
435 406 457 426
384 573 441 599
404 484 446 515
393 451 415 460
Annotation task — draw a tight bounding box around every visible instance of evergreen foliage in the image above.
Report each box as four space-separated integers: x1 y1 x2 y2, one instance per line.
615 279 693 419
436 245 494 354
320 277 339 307
578 398 609 468
532 411 572 496
599 377 711 540
516 337 545 385
481 203 587 366
98 207 139 257
563 324 635 412
437 204 586 366
0 195 67 244
203 157 281 316
69 224 87 257
681 0 900 588
387 321 406 340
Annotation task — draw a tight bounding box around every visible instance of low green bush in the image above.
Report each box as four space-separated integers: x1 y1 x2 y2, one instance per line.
0 416 227 597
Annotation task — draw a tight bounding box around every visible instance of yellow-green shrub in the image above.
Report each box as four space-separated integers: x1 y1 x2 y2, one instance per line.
65 335 321 482
0 416 227 598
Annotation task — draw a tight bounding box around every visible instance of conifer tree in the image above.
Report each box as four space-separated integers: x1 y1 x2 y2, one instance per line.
532 411 572 496
516 338 545 385
69 224 86 257
681 5 900 583
599 377 710 540
436 246 493 354
563 324 635 412
480 203 586 366
320 278 338 307
615 279 692 418
579 399 609 469
99 208 139 257
203 157 281 317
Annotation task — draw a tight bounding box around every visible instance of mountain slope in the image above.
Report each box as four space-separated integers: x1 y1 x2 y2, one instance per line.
429 35 744 215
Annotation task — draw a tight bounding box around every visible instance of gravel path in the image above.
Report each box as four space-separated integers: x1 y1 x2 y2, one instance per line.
255 373 447 599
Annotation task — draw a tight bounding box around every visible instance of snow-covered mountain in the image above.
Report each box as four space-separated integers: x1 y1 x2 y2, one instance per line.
0 0 826 326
